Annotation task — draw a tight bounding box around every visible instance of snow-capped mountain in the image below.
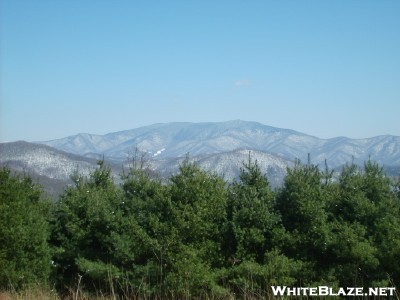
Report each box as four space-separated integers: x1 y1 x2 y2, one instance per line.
146 149 293 188
0 141 292 196
40 120 400 168
2 118 400 197
0 141 120 196
0 141 98 180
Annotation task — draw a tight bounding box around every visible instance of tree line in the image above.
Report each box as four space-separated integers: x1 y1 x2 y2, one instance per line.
1 155 400 298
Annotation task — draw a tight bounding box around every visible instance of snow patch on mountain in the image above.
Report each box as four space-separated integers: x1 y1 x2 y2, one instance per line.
38 120 400 168
153 148 166 157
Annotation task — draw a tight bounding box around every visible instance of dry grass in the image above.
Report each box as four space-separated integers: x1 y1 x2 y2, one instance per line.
0 289 114 300
0 287 58 300
1 285 399 300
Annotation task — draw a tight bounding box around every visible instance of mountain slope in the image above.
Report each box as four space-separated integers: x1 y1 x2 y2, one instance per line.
0 141 99 180
1 141 292 194
147 149 292 188
40 120 400 168
41 120 319 160
2 138 399 198
311 135 400 167
0 141 120 197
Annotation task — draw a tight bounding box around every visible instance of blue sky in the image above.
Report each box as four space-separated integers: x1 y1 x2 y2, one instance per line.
1 0 399 142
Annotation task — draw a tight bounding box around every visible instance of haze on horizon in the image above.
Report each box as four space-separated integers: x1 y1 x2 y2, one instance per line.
1 1 399 142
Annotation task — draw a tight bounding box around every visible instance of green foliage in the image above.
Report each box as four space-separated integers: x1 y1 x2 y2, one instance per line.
121 165 177 296
227 156 279 263
329 221 379 284
276 159 332 272
50 161 131 291
3 155 400 298
169 159 228 267
275 158 400 287
0 167 51 289
395 176 400 201
166 245 228 299
220 249 302 298
165 159 229 296
325 160 400 286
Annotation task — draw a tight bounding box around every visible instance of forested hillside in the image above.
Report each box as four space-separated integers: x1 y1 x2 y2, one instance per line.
1 156 399 299
40 120 400 168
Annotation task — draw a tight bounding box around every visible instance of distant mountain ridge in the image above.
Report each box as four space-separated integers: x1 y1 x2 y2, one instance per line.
0 141 292 196
40 120 400 168
0 141 105 197
148 149 292 188
2 121 400 197
0 141 97 179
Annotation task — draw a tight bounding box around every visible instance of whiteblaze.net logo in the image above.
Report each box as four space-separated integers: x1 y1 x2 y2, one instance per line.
271 286 397 297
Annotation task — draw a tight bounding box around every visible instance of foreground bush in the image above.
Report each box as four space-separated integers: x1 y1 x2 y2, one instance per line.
0 168 51 290
1 157 400 298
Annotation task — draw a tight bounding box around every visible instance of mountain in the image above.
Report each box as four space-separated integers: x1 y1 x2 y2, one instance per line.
3 118 400 197
0 141 292 196
0 141 101 179
40 120 315 161
0 141 120 197
144 149 292 188
40 120 400 168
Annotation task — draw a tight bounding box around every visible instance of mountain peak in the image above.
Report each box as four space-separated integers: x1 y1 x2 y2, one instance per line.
38 121 400 168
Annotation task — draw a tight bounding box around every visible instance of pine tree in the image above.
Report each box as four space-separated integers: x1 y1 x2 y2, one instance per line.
275 158 334 284
167 158 229 297
326 160 398 286
222 156 300 297
227 155 279 263
276 159 331 259
121 164 176 297
50 161 130 292
0 168 51 289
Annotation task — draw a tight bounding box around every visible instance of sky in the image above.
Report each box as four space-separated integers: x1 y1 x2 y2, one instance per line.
1 0 399 142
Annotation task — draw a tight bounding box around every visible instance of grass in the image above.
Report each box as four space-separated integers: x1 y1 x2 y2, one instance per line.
0 286 58 300
1 280 399 300
0 288 117 300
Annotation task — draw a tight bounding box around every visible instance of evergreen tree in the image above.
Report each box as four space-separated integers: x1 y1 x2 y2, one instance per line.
169 159 228 264
121 164 177 297
227 155 279 263
167 159 229 297
275 159 333 284
326 161 399 286
276 160 331 259
51 161 138 292
0 167 51 289
44 157 400 296
222 157 302 297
